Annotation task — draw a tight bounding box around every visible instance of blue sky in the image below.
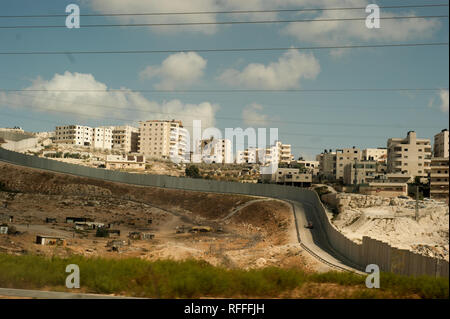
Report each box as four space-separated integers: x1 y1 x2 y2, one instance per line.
0 0 448 159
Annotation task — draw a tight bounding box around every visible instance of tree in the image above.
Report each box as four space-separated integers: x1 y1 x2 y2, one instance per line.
185 165 201 178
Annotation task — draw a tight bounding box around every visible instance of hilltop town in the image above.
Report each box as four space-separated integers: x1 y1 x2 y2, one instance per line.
0 125 448 265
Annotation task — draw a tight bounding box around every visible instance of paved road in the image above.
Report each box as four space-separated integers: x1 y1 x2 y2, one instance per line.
0 288 139 299
291 200 364 274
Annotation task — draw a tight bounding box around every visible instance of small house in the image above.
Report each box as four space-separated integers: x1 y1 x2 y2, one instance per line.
74 221 105 230
36 235 67 246
45 217 57 223
66 217 92 224
128 232 154 240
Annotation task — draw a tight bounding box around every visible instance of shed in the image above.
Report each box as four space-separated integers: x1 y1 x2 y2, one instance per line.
36 235 66 246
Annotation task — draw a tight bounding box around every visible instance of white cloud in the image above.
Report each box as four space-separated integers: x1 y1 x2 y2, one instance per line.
0 71 218 129
439 89 449 113
281 0 441 47
140 52 207 90
242 103 269 127
218 50 320 89
88 0 220 34
87 0 441 41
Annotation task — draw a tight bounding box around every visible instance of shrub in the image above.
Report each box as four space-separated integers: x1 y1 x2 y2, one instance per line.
185 165 201 178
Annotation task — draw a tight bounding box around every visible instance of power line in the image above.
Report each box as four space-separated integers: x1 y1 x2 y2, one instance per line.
0 15 447 29
0 4 448 18
1 87 447 93
0 42 447 56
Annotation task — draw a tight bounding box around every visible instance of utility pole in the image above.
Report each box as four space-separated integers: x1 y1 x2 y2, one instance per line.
415 185 419 221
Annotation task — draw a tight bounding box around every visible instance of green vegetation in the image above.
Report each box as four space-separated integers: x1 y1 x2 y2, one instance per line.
185 165 201 178
44 151 63 158
0 254 447 298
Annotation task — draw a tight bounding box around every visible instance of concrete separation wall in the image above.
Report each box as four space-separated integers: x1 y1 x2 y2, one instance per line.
0 130 35 142
0 147 447 278
2 138 39 152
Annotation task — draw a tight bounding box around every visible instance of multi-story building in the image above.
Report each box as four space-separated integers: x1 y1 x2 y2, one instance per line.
262 143 280 166
316 150 336 179
138 120 189 162
111 126 139 153
429 157 449 201
362 148 387 162
343 160 376 185
169 124 189 163
236 148 261 164
93 127 113 150
335 147 362 181
387 131 432 178
434 129 449 158
297 160 320 176
261 168 312 187
237 141 293 165
55 125 94 147
55 125 113 150
279 142 294 164
193 138 233 164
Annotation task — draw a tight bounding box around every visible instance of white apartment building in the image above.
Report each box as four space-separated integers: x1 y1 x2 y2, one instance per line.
362 148 387 162
262 143 280 165
55 125 94 147
236 141 293 165
236 148 261 164
434 129 449 158
111 126 139 153
138 120 189 162
193 138 233 164
93 127 113 150
55 125 113 150
279 142 294 164
387 131 432 178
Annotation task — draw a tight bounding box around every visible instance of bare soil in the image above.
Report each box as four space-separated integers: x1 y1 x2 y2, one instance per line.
0 162 319 272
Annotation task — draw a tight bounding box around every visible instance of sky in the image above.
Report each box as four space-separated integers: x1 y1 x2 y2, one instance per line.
0 0 448 160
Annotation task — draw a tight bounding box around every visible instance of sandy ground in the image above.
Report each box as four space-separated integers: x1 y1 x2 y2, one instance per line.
0 192 321 271
331 199 449 260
